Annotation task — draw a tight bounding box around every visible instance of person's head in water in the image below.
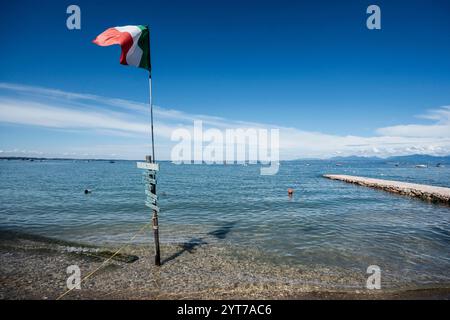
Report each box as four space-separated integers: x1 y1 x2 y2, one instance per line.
84 189 91 194
287 188 294 197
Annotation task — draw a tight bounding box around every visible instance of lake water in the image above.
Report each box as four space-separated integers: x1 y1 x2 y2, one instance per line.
0 159 449 289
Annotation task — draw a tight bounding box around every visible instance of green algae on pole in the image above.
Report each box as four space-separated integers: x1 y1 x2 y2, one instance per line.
323 174 450 205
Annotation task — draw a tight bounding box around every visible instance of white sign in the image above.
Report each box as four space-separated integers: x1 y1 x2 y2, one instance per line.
137 162 159 171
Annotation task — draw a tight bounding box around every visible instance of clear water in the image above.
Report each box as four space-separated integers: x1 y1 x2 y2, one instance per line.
1 159 449 288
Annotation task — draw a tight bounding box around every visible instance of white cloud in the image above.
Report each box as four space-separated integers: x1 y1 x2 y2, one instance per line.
376 124 450 138
376 106 450 138
0 98 149 135
417 106 450 122
0 83 449 159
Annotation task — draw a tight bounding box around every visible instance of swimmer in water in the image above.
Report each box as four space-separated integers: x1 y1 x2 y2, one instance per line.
288 188 294 198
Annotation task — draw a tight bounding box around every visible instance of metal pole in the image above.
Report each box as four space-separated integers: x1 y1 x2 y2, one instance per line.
149 74 156 163
148 72 160 266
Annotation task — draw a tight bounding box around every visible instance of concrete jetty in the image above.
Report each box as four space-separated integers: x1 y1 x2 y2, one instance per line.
323 174 450 205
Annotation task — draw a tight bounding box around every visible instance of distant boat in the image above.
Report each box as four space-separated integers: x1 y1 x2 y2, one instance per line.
109 160 115 163
415 164 427 168
335 163 343 166
436 163 444 167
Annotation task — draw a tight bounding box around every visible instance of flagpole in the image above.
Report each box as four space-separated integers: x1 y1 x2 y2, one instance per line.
147 71 161 266
147 27 161 266
149 73 155 163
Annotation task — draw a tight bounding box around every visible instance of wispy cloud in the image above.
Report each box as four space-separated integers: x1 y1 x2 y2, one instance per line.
0 82 241 127
376 106 450 138
0 98 149 135
0 82 449 159
0 82 149 114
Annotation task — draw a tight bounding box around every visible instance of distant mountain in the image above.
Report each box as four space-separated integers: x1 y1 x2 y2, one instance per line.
328 154 450 163
329 156 383 161
386 154 450 163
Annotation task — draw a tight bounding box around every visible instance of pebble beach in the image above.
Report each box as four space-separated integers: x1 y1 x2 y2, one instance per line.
1 230 449 300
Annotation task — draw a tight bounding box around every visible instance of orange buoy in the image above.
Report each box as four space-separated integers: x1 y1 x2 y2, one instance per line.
287 188 294 196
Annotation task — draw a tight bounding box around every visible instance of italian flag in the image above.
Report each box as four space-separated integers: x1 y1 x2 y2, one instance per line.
93 25 151 71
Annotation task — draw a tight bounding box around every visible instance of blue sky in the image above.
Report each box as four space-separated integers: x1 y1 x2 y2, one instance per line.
0 0 449 159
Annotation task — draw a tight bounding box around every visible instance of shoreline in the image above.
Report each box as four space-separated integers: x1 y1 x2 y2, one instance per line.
1 230 449 300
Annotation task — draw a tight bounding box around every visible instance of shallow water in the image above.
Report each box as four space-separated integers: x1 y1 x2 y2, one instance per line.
0 159 449 289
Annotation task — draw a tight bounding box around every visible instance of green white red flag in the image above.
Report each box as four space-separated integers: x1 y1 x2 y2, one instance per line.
93 25 151 71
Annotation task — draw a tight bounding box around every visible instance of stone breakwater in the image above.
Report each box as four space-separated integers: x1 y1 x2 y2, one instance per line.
323 174 450 205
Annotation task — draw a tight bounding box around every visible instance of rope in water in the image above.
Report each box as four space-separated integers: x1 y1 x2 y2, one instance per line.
56 222 151 300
